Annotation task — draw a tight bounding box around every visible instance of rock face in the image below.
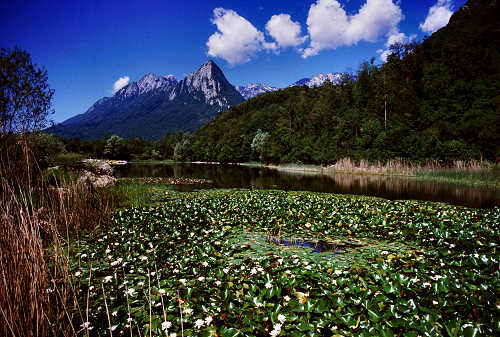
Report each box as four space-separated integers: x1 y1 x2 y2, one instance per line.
49 60 244 140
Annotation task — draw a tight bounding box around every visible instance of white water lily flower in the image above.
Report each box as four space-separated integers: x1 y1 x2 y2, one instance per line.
194 319 204 329
81 322 93 330
161 321 172 331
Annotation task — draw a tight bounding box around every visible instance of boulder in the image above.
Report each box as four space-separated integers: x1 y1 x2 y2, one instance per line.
77 170 117 188
83 159 114 176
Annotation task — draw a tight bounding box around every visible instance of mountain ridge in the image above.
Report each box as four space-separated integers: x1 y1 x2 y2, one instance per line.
50 60 244 140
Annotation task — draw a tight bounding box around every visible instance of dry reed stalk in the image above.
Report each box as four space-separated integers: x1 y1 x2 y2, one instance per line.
1 140 118 337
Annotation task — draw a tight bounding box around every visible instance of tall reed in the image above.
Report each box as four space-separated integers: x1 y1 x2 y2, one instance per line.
326 157 489 176
0 139 118 337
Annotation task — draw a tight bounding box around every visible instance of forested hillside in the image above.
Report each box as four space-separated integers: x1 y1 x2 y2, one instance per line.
189 0 499 164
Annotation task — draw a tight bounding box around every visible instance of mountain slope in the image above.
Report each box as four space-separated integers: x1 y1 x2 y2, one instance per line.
50 61 244 140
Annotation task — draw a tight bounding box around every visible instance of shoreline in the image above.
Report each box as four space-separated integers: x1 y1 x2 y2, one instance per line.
120 159 500 189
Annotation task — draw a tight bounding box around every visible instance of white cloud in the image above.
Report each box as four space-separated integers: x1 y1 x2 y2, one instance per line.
302 0 403 58
377 31 408 62
385 32 407 47
265 14 307 49
113 76 130 93
419 0 453 33
207 8 276 65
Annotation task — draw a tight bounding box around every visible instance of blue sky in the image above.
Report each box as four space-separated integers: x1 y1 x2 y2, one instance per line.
0 0 466 123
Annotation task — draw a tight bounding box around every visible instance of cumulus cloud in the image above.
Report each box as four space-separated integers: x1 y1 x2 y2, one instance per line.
207 8 276 65
302 0 403 58
113 76 130 93
419 0 453 33
265 14 307 49
377 31 409 62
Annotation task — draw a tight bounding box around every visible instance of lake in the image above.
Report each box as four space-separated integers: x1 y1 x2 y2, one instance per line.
115 163 500 208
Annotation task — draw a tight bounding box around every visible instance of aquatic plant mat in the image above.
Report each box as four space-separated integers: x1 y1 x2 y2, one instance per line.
71 190 499 336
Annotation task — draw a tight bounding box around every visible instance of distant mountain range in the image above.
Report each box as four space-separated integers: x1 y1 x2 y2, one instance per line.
235 83 279 100
290 73 344 88
235 73 344 99
50 61 244 140
50 59 346 140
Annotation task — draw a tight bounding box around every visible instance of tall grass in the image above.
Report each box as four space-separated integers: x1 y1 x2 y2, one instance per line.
326 157 491 176
0 140 118 337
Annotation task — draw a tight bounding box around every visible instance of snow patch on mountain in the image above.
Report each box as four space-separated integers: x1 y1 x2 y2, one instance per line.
290 73 343 88
236 83 279 100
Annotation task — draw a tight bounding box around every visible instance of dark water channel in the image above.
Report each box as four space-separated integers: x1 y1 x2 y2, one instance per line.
265 236 357 255
115 163 500 208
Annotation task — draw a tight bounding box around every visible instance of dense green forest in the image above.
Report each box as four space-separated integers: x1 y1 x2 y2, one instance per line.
187 0 499 164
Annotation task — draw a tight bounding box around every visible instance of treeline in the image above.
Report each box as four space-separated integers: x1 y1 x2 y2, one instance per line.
22 131 183 168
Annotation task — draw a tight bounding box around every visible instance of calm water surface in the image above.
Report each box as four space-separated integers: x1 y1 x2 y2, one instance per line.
115 163 500 208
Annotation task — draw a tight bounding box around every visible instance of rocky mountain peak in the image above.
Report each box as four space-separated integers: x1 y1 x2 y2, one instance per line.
171 60 242 107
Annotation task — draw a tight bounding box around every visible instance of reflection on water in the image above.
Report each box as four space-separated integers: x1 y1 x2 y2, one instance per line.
114 163 500 208
264 236 357 255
